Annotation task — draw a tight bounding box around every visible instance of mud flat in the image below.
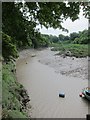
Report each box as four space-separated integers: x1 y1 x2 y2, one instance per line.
38 48 88 80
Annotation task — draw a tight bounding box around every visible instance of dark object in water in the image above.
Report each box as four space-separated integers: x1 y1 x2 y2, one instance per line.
86 114 90 120
59 93 65 98
82 87 90 100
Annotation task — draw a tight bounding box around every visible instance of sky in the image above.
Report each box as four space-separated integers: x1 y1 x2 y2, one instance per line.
36 9 88 37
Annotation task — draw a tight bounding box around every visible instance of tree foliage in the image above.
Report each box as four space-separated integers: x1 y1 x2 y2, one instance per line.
2 32 18 61
26 2 89 30
2 2 29 48
73 30 88 44
70 32 79 41
59 34 70 41
49 35 59 43
2 2 89 59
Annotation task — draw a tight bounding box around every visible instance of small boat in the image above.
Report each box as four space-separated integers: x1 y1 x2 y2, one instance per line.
81 87 90 100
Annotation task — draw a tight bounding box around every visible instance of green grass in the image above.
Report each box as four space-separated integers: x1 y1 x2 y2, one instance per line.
2 62 29 118
50 43 88 58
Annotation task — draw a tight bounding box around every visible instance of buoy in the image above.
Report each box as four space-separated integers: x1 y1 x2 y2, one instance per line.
59 93 65 98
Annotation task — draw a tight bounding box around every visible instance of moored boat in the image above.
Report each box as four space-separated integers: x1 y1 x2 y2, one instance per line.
82 87 90 100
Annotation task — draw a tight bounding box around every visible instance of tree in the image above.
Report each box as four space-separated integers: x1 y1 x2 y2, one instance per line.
19 2 90 46
26 2 89 30
73 29 88 44
2 2 89 59
64 36 70 41
49 35 59 43
70 32 79 41
59 34 65 41
2 2 31 48
2 32 18 61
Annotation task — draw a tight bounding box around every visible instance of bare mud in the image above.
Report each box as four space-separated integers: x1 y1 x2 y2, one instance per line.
37 48 88 80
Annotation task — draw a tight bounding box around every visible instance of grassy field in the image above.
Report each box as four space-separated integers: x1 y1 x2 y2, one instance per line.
50 43 88 58
2 62 30 118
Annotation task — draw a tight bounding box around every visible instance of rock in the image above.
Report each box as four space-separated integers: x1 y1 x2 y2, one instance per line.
31 54 36 57
11 68 16 73
19 88 30 107
65 51 72 56
11 69 14 72
72 57 74 60
63 55 66 58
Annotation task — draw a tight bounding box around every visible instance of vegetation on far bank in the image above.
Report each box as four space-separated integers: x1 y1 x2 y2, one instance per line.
49 29 89 58
50 43 88 58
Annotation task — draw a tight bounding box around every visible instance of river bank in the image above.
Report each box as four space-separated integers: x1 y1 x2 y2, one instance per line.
16 48 89 118
2 61 30 118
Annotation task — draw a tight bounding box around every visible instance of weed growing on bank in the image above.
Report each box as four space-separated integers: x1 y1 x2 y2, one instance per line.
2 62 30 118
50 43 88 58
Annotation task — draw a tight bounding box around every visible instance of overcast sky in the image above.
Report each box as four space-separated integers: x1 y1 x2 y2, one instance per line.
36 9 88 37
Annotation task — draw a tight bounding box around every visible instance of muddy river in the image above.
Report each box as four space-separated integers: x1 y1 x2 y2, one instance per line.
16 48 89 118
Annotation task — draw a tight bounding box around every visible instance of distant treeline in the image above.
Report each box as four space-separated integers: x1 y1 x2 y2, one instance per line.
49 29 89 44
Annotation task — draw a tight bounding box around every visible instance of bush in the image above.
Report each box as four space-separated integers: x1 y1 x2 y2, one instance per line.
50 43 88 57
2 33 18 61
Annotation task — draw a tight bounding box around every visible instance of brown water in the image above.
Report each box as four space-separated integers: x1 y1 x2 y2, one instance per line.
16 49 89 118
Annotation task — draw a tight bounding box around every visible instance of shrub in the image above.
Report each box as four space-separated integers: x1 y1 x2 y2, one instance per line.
2 32 18 61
